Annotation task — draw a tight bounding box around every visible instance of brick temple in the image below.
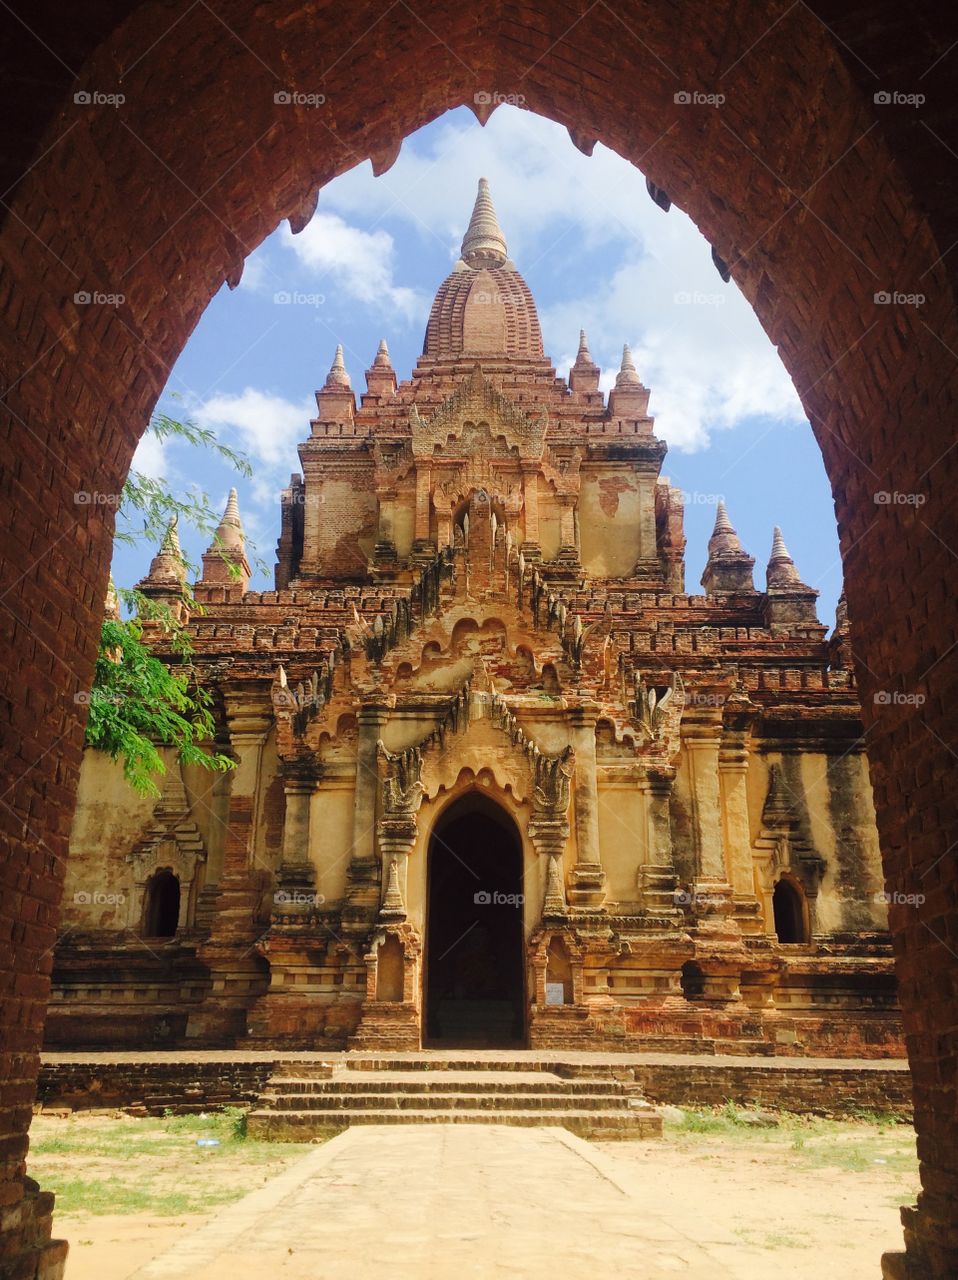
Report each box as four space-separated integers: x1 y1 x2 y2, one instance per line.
52 180 900 1057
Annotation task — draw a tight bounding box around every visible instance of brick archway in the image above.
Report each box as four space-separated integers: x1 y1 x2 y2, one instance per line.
1 3 956 1274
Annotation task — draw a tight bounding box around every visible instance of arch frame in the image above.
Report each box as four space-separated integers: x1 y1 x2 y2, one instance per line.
0 3 956 1274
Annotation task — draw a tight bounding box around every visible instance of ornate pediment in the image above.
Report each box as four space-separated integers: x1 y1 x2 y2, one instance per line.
127 765 206 878
409 366 548 461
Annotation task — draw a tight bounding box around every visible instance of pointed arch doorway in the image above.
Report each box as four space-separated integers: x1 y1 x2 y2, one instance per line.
424 793 526 1048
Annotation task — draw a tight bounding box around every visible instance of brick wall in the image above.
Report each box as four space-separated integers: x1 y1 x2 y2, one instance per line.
633 1062 914 1120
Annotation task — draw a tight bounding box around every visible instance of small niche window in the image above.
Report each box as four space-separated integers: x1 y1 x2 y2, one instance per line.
143 869 180 939
773 878 808 944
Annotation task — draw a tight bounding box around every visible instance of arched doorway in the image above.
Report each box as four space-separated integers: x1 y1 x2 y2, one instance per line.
142 869 180 939
425 794 525 1047
773 878 809 945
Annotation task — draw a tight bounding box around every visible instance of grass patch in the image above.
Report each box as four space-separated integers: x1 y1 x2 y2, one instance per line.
29 1110 313 1218
663 1104 918 1179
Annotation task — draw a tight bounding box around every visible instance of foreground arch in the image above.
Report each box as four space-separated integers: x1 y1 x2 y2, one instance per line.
1 2 956 1274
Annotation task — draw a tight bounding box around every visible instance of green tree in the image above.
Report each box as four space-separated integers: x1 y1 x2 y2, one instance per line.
86 408 252 795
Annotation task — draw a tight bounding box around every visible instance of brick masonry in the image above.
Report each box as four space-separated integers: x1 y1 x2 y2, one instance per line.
0 4 957 1278
35 1052 913 1122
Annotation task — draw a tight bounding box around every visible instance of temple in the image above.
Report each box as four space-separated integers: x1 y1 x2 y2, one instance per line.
51 179 900 1055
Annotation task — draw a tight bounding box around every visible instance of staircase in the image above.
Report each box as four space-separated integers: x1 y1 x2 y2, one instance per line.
247 1056 662 1141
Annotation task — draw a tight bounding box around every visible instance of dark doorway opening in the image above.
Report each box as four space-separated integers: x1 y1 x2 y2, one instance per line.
773 878 808 944
143 869 180 939
425 794 525 1047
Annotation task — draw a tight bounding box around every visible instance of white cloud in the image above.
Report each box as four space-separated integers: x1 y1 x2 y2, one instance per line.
129 428 169 480
280 212 428 323
196 387 312 470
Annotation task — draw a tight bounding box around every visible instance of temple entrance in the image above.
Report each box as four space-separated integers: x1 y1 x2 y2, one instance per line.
425 794 525 1048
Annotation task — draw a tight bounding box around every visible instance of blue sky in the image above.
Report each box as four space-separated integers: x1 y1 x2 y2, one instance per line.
117 106 845 628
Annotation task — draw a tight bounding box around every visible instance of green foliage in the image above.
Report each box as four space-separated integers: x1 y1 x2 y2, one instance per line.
115 408 252 568
85 407 259 794
85 615 233 796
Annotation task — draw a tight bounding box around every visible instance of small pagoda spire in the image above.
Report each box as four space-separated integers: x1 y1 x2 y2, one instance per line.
324 343 351 389
701 502 755 594
708 501 743 555
135 516 189 618
460 178 508 269
570 328 601 395
766 526 802 588
373 338 392 368
217 487 244 549
615 343 641 386
763 526 821 630
197 489 251 596
316 342 357 425
608 342 651 420
365 337 397 397
147 517 187 585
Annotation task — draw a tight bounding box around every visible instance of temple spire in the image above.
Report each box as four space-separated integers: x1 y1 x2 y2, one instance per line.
198 490 251 595
763 526 821 630
373 338 392 368
708 501 744 556
573 329 593 367
216 487 244 549
701 502 755 594
766 526 802 587
615 343 641 386
460 178 508 269
570 328 600 395
325 343 351 389
147 516 186 584
365 337 397 397
135 516 189 619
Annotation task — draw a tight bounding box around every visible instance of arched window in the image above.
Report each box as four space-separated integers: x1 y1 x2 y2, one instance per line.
143 869 180 938
773 878 808 944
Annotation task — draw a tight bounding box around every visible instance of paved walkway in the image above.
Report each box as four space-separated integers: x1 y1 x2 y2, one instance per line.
128 1125 774 1280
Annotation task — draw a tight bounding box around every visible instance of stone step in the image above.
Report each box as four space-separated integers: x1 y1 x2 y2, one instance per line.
344 1057 590 1074
264 1091 639 1113
247 1107 662 1140
266 1072 628 1095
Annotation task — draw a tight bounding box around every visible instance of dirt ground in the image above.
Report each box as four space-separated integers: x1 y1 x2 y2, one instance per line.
29 1109 917 1280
